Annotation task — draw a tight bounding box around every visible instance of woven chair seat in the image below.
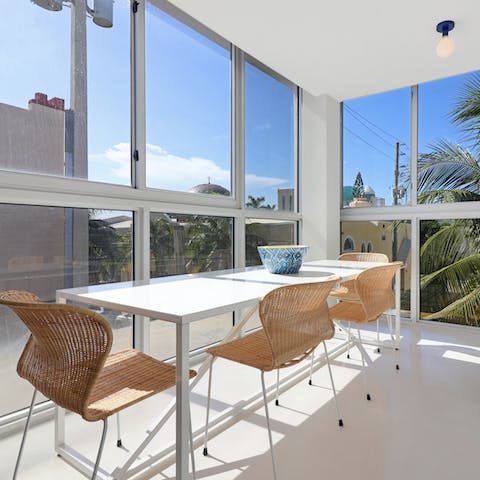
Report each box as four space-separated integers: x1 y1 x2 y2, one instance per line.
86 349 196 422
330 279 360 303
329 301 373 324
207 330 274 371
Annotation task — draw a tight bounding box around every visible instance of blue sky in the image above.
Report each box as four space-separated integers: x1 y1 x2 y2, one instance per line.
0 2 475 208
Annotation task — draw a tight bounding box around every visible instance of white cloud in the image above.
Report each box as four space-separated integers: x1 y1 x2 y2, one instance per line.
89 143 288 192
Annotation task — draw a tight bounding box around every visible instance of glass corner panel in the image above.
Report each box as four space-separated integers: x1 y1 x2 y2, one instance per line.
342 87 411 208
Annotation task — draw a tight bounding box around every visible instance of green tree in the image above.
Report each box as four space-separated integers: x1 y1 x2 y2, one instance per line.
89 218 131 284
150 214 175 277
185 216 232 272
246 195 276 209
352 172 365 198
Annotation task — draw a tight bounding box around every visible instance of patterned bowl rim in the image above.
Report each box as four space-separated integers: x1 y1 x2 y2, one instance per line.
257 245 309 250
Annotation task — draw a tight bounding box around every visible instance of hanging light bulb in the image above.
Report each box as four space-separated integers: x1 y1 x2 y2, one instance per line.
436 20 455 58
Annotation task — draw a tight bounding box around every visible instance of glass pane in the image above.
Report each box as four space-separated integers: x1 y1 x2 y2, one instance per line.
420 218 480 326
245 62 295 211
418 71 480 204
340 220 411 311
146 2 231 194
343 88 411 207
245 219 296 267
0 206 133 417
87 0 131 185
0 1 131 184
149 213 233 358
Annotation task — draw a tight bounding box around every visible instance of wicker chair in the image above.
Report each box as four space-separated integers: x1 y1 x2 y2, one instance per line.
330 252 390 359
0 293 197 480
329 262 402 401
202 277 340 480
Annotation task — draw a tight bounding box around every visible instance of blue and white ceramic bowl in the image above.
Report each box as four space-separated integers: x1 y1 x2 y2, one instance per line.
257 245 309 274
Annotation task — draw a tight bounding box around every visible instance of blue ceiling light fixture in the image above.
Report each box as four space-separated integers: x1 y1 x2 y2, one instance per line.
436 20 455 58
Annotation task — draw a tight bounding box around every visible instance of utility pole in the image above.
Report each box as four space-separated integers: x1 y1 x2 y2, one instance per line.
392 141 399 261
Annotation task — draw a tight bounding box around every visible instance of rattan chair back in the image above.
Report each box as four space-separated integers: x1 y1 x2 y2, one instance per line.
355 262 402 321
0 290 41 303
338 252 389 263
258 276 339 369
0 298 113 418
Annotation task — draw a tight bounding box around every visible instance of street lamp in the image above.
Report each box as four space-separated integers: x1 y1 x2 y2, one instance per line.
31 0 113 28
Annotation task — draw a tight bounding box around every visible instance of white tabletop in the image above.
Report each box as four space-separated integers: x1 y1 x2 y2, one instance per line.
57 259 384 324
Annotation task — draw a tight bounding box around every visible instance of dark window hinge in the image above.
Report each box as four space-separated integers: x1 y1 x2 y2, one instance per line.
132 1 139 14
133 149 139 162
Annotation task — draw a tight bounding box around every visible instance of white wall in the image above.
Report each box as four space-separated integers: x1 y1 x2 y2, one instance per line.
300 93 341 260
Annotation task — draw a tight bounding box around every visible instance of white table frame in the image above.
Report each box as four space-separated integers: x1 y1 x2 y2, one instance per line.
55 260 401 480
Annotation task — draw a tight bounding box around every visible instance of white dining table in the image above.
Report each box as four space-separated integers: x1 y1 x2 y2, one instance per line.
55 259 401 480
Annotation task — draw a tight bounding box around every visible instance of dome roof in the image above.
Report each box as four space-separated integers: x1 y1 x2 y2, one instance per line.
189 182 230 196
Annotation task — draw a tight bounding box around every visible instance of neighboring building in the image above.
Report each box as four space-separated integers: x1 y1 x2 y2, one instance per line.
0 93 88 300
277 188 294 211
341 220 411 298
189 181 230 196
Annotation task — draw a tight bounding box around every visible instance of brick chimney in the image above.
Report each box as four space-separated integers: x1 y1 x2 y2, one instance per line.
28 92 65 111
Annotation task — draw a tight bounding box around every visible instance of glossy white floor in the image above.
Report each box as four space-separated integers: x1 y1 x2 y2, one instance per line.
1 320 480 480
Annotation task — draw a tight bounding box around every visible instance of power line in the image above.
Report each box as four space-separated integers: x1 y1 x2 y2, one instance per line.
344 104 408 146
344 107 395 148
344 126 392 159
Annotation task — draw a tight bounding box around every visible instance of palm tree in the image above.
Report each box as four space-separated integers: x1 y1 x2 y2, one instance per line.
417 72 480 325
246 195 276 209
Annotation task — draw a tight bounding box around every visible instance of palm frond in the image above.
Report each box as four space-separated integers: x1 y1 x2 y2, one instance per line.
422 287 480 326
450 72 480 145
417 140 480 203
420 224 478 273
420 253 480 291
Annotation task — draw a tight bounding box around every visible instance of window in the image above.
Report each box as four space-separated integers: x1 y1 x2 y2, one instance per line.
0 2 131 185
245 219 296 267
420 218 480 326
343 236 355 252
343 87 411 207
0 205 133 417
340 221 411 311
149 212 233 358
145 1 231 195
418 72 480 204
245 60 296 211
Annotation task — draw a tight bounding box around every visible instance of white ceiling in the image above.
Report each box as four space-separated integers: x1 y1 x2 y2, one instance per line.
167 0 480 100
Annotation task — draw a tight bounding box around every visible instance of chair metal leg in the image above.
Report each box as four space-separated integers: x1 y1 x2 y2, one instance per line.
346 322 351 359
189 410 196 480
203 356 214 456
388 313 400 370
376 319 381 353
322 342 343 427
275 369 280 406
308 350 314 386
116 413 122 447
356 328 371 401
91 418 108 480
261 371 278 480
13 388 37 480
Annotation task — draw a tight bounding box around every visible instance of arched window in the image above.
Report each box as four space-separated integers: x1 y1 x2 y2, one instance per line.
343 236 355 252
361 242 366 252
367 241 373 252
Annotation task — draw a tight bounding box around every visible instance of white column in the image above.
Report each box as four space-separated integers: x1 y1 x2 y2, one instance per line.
300 93 341 260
